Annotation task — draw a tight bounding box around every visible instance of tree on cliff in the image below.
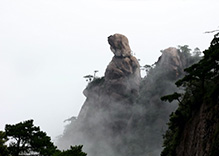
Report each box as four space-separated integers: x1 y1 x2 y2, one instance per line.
5 119 57 156
161 33 219 156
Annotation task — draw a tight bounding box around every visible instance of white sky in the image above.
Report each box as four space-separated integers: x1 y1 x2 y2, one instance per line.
0 0 218 141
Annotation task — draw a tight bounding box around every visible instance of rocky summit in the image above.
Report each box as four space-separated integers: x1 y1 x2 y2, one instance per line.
58 34 141 156
57 34 205 156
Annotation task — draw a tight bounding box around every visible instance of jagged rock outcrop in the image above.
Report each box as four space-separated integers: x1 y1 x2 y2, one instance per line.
58 34 201 156
79 34 141 121
157 47 187 77
124 47 194 156
108 33 132 57
58 34 141 156
104 34 141 99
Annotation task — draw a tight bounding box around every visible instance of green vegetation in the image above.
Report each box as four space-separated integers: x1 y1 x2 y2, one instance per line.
84 70 99 82
161 92 182 103
0 131 9 156
83 75 94 82
1 119 87 156
161 33 219 156
87 76 105 89
5 119 57 156
54 145 87 156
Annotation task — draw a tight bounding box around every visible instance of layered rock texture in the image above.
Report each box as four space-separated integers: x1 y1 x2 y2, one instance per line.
176 99 219 156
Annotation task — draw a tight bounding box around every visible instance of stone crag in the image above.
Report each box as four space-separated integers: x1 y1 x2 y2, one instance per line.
58 34 202 156
124 46 193 156
176 100 219 156
58 34 141 156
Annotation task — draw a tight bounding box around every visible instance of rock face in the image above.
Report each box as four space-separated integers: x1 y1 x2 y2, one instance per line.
175 100 219 156
105 34 141 99
124 47 193 156
157 47 187 78
108 33 132 57
58 34 201 156
161 34 219 156
58 34 141 156
80 34 141 120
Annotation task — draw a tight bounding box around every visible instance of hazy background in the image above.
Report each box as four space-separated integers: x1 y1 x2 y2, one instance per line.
0 0 218 141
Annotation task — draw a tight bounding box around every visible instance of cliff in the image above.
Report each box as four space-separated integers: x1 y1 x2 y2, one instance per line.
161 33 219 156
57 34 202 156
176 98 219 156
58 34 141 155
124 46 198 156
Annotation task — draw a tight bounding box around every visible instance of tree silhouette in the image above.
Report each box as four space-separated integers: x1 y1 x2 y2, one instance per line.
83 75 94 82
5 119 57 156
0 131 8 156
54 145 87 156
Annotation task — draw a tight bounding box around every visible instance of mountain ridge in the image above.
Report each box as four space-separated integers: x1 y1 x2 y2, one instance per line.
57 34 202 156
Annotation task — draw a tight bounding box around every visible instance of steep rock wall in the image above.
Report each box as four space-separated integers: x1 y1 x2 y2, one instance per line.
161 33 219 156
176 99 219 156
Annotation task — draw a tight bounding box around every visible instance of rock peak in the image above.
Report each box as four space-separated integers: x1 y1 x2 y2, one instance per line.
105 34 141 94
57 34 141 155
157 47 186 77
108 33 131 57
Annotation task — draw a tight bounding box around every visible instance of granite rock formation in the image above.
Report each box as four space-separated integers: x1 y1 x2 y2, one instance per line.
124 46 193 156
58 34 141 156
57 34 201 156
176 100 219 156
157 47 186 77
